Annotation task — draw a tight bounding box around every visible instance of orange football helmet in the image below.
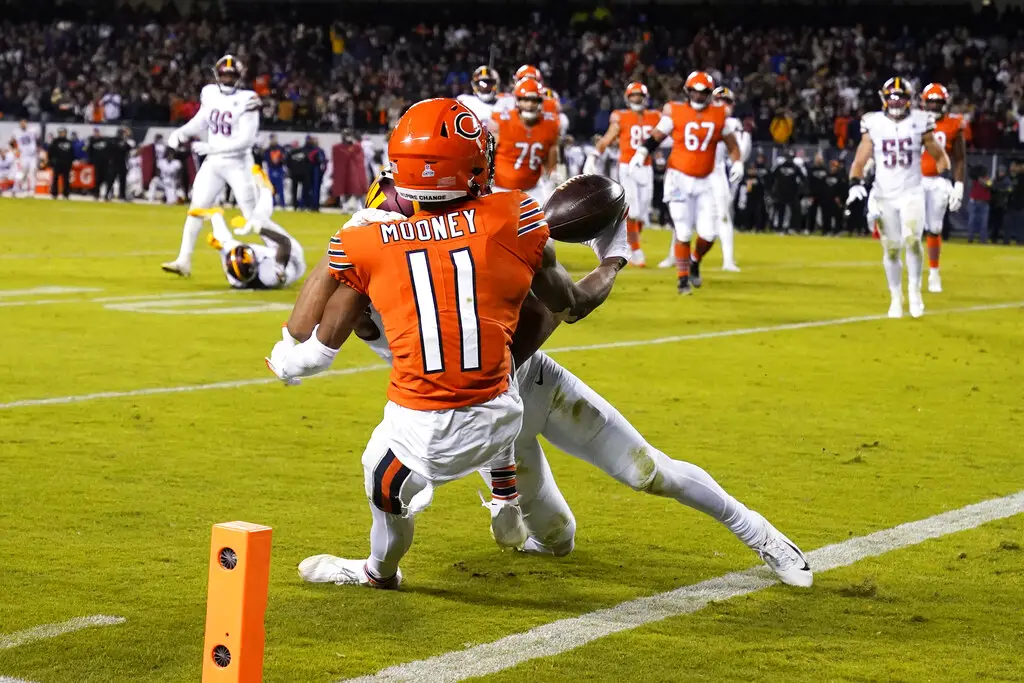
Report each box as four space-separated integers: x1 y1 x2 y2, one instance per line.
514 78 545 124
625 82 649 112
685 71 715 110
388 98 489 202
515 64 543 84
921 82 949 114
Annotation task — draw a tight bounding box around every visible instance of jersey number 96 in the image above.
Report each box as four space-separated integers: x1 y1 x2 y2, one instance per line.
209 109 234 137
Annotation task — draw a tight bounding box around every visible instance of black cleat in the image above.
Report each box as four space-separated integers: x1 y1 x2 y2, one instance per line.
689 258 702 288
677 275 693 295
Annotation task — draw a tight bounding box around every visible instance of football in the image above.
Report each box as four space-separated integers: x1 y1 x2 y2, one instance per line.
543 174 627 243
364 171 419 216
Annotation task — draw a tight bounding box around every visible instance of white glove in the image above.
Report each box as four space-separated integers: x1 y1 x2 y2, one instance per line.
846 183 868 205
191 141 212 157
166 131 182 150
265 327 301 386
628 147 649 174
343 208 407 230
549 164 567 187
586 216 630 262
582 153 599 176
728 161 744 185
948 181 964 212
233 220 257 236
265 325 338 382
478 491 527 551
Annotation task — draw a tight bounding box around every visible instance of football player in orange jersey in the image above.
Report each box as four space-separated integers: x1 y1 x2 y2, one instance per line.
491 78 562 205
631 71 744 294
920 83 966 293
585 82 661 267
265 99 626 589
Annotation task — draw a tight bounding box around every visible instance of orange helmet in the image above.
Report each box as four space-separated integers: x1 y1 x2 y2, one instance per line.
515 64 543 84
921 82 949 114
685 71 715 110
624 82 649 112
514 78 545 124
387 98 489 202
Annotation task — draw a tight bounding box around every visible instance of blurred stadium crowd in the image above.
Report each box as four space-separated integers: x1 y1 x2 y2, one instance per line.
2 3 1024 149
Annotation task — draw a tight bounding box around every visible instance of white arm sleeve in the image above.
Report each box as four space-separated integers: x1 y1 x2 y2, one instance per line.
174 105 210 141
655 115 675 136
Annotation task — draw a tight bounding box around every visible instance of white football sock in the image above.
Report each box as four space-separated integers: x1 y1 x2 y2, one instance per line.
366 502 414 581
883 247 903 297
175 216 204 265
666 233 677 262
720 220 736 265
905 239 924 295
646 449 766 547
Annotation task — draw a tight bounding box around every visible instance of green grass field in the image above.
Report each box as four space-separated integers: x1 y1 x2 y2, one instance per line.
1 199 1022 683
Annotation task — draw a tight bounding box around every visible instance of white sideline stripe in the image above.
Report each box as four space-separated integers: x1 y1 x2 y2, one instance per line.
0 364 390 409
0 250 168 260
0 615 125 651
0 286 102 297
0 301 1019 411
345 490 1024 683
0 676 38 682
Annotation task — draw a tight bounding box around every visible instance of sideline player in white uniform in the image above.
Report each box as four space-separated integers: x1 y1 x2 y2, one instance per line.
197 166 306 289
0 146 15 195
711 87 750 271
162 55 261 277
457 66 502 128
847 77 949 318
11 120 40 197
586 82 660 267
147 149 182 204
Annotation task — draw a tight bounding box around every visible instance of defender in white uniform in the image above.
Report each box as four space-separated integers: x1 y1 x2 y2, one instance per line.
147 150 182 204
711 87 750 271
456 66 502 129
847 77 949 319
0 147 15 195
11 120 40 196
162 55 261 277
198 167 305 289
339 205 813 588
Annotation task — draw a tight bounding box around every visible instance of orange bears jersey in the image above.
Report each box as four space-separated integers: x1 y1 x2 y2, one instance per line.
614 109 661 165
922 114 964 177
328 191 549 411
491 109 561 190
661 101 728 178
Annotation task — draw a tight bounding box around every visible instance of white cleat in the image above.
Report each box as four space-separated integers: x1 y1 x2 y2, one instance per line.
928 270 943 293
630 249 647 268
888 294 903 319
160 260 191 278
908 291 925 318
751 514 813 588
298 554 402 589
657 255 675 269
722 262 742 272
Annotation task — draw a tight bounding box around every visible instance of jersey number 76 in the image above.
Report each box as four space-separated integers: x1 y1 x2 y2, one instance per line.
407 248 481 373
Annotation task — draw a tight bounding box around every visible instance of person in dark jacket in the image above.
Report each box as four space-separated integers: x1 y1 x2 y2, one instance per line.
47 128 75 199
1002 162 1024 245
286 143 311 210
989 165 1011 243
106 127 133 201
264 134 286 207
770 154 804 233
804 153 829 234
305 136 327 212
86 128 109 200
822 159 848 235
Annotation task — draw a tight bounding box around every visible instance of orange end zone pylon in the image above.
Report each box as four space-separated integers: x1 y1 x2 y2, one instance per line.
202 521 273 683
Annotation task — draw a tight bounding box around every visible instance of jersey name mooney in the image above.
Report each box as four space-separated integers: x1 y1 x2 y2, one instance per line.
380 209 478 244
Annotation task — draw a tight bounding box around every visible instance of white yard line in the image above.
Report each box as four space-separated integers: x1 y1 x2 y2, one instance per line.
345 490 1024 683
0 286 103 297
0 615 125 651
0 251 169 260
0 301 1019 411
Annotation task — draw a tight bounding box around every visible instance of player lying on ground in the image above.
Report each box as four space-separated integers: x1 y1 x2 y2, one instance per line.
162 54 261 278
192 165 306 289
846 77 949 319
265 99 623 589
277 174 813 589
